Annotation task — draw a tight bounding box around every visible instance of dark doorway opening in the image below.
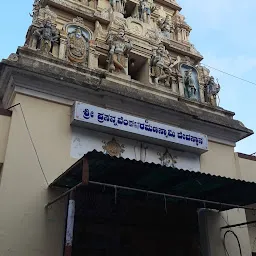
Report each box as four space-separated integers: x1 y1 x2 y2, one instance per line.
72 187 201 256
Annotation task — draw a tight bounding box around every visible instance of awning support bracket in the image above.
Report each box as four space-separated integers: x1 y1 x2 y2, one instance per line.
45 157 89 208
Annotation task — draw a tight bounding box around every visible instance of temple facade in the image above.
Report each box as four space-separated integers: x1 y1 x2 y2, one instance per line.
1 0 256 255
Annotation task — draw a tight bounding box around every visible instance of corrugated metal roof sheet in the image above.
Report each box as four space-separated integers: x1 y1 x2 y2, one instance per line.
50 150 256 210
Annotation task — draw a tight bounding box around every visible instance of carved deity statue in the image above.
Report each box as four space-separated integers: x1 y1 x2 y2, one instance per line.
184 69 197 99
150 45 172 86
138 0 155 24
107 29 132 74
158 15 175 39
30 0 41 21
67 27 89 65
34 19 60 55
205 76 220 106
110 0 126 14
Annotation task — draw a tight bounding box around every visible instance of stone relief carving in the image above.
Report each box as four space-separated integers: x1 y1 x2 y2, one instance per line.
30 0 41 23
73 16 84 24
94 8 111 21
67 27 89 65
33 19 60 55
107 28 132 75
145 28 161 43
205 76 221 106
173 12 191 43
150 44 172 86
102 137 125 157
158 149 177 168
158 15 175 40
150 45 181 88
138 0 156 24
126 18 144 36
110 0 126 14
36 5 58 25
94 21 107 40
197 65 220 106
7 53 19 62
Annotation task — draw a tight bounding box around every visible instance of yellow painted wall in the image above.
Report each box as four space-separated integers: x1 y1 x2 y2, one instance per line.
0 115 11 164
0 92 255 255
0 93 77 256
200 141 237 178
238 156 256 182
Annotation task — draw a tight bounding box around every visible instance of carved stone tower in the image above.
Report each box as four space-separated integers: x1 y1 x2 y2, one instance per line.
15 0 219 106
0 0 254 256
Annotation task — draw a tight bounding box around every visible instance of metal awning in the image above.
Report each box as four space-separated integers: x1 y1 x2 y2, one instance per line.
49 150 256 211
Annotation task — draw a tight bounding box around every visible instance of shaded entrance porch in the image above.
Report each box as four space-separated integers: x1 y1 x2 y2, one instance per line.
48 151 256 256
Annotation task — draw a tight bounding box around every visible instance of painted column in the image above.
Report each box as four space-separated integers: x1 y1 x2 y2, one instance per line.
172 78 179 93
64 191 76 256
178 76 185 97
88 46 100 70
59 38 67 60
199 84 205 103
52 43 60 58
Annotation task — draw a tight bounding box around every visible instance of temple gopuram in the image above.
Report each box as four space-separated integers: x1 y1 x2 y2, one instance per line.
1 0 256 255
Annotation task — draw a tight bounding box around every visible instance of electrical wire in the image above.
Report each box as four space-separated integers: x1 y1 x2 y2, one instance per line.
201 63 256 87
7 103 49 186
223 230 243 256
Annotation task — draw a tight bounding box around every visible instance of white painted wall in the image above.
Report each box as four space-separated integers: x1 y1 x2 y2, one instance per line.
71 126 201 171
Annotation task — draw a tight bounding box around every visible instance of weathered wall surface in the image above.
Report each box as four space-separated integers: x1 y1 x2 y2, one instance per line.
0 94 76 256
200 141 237 178
0 114 11 164
0 93 256 255
238 154 256 182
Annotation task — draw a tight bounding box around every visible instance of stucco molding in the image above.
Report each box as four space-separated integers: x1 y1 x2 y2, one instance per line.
0 49 253 145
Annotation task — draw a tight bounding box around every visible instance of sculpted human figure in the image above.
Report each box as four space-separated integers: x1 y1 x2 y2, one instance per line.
184 69 197 99
158 15 175 39
107 29 132 74
139 0 155 23
206 76 220 105
150 45 172 86
67 27 88 64
110 0 126 14
34 19 59 54
30 0 41 20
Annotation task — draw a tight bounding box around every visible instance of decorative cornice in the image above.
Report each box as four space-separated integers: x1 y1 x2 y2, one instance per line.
43 0 110 24
0 49 253 144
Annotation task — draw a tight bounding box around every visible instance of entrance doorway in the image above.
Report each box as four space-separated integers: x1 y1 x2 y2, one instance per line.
71 187 201 256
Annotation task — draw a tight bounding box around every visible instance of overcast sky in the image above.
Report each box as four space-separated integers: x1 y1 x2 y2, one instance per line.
0 0 255 154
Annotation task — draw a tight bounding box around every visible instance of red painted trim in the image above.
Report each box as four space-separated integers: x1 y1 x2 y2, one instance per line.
64 246 72 256
238 153 256 162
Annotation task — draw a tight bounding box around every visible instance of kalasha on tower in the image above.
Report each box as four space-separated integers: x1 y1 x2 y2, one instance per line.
0 0 256 256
